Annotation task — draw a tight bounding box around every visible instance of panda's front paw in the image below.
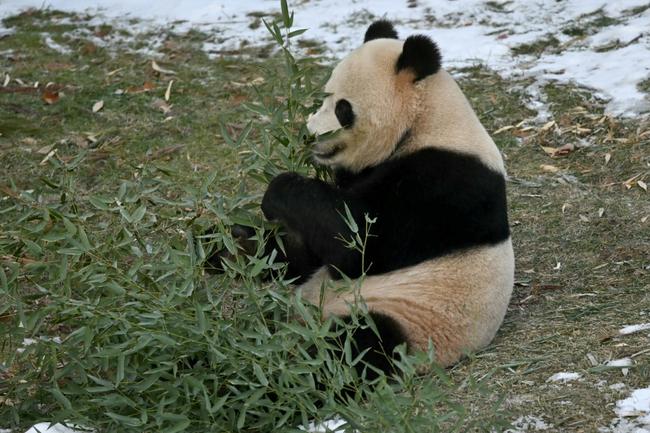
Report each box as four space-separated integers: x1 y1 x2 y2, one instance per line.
261 172 305 221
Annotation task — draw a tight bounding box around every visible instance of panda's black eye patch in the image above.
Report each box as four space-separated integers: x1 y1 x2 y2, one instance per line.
335 99 355 129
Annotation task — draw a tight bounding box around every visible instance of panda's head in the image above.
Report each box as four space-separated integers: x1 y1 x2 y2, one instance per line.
307 20 441 172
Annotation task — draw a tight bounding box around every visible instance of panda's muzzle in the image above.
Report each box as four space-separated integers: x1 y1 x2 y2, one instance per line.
310 129 346 161
313 142 345 160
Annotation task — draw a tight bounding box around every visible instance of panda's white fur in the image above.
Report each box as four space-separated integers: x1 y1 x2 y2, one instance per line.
257 21 514 370
299 241 514 366
299 31 514 367
307 39 505 174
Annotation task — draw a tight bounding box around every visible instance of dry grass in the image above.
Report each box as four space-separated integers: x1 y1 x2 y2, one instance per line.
451 68 650 432
1 8 649 433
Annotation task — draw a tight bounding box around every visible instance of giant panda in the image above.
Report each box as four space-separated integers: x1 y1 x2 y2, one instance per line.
257 20 514 373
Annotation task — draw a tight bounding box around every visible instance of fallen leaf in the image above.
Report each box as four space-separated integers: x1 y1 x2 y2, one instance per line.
604 153 611 164
164 79 174 102
493 125 514 135
84 133 99 144
541 142 575 157
3 74 9 86
42 90 59 104
39 149 57 165
92 100 104 113
623 173 643 189
151 60 176 75
540 120 556 132
107 67 123 77
230 77 265 88
126 81 155 94
540 164 560 173
36 144 55 154
598 208 605 218
541 146 555 156
579 214 590 222
512 128 533 138
642 216 648 223
638 180 648 192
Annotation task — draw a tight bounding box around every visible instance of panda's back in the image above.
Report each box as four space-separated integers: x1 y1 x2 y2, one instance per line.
332 147 510 278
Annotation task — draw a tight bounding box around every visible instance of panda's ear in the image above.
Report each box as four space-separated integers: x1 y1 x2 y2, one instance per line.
396 35 442 82
364 20 398 43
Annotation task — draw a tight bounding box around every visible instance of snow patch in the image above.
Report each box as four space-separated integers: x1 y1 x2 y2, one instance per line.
547 372 582 383
601 387 650 433
24 423 88 433
43 34 71 54
17 336 63 353
619 323 650 335
0 28 15 38
301 416 350 433
616 388 650 418
607 358 634 367
0 0 649 117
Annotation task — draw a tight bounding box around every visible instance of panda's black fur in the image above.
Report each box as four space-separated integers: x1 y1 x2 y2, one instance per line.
262 148 509 281
363 19 399 42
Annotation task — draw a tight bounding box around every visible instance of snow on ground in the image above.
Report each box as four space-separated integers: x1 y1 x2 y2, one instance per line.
546 372 582 383
1 2 649 432
606 358 634 368
300 416 350 433
619 323 650 335
1 0 650 117
23 424 86 433
600 387 650 433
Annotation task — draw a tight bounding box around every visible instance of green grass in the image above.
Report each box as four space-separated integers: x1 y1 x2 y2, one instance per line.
0 7 505 433
510 35 560 56
2 5 649 433
561 8 623 39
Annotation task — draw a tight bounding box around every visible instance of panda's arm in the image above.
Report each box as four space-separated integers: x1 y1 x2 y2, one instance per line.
261 172 366 277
